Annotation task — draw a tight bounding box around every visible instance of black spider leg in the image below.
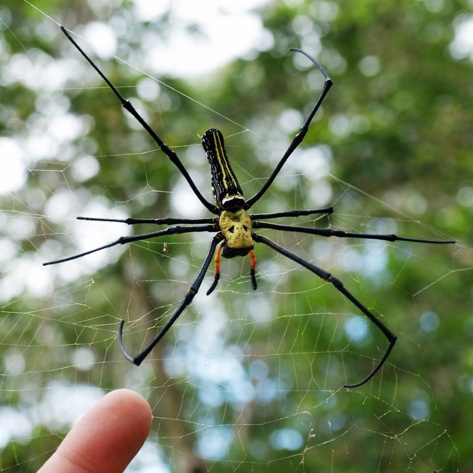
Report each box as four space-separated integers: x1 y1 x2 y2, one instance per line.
253 233 396 388
61 26 218 215
205 242 257 296
77 216 216 225
119 234 222 365
253 221 456 245
251 207 334 220
245 49 333 209
43 223 217 266
206 241 224 295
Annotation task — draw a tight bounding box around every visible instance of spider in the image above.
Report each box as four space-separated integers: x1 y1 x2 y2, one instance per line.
44 26 455 388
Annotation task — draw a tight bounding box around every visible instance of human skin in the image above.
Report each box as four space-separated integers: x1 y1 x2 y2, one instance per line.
38 389 153 473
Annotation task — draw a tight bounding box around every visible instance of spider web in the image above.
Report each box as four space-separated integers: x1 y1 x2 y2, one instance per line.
1 2 469 472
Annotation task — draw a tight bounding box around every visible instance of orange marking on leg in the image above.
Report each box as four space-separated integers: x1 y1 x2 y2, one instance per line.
214 243 223 275
249 250 257 271
249 250 257 290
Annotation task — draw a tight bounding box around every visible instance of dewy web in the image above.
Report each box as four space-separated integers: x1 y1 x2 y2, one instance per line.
43 25 456 389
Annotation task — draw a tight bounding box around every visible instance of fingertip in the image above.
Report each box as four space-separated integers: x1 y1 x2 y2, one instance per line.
38 389 152 473
104 389 153 433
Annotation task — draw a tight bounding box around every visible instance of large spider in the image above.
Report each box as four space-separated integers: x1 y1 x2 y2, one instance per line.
45 26 455 388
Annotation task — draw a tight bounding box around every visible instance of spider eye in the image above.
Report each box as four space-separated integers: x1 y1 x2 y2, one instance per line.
243 225 249 232
229 226 235 233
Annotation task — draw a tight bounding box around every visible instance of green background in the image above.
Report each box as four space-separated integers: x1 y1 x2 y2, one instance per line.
1 1 472 471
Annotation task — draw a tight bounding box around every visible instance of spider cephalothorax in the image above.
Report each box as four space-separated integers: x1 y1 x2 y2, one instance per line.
219 209 254 257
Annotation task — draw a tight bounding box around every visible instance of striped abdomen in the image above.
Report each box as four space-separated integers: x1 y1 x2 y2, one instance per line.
201 128 245 210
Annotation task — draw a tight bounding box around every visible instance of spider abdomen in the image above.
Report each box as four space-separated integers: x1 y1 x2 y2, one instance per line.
201 128 245 210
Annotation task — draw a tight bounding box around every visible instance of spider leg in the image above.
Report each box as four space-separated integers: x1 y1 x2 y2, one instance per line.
251 207 333 220
77 216 216 225
246 49 333 209
61 26 218 215
206 245 257 295
253 233 397 388
207 241 224 295
249 250 257 290
254 221 456 245
43 224 217 266
119 234 223 365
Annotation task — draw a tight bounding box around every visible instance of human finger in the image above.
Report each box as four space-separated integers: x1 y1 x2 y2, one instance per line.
38 389 152 473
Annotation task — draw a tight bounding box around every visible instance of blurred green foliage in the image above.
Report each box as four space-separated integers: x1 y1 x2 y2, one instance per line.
1 0 472 472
